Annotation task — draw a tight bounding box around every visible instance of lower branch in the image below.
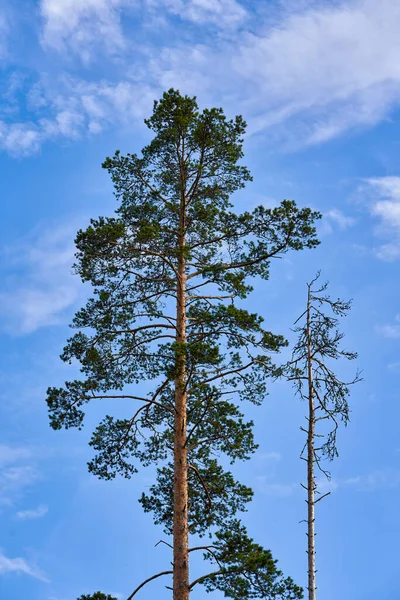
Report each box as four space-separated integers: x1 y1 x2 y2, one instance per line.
314 491 331 504
126 570 173 599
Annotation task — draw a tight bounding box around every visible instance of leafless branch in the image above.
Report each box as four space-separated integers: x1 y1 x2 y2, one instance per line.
126 570 173 599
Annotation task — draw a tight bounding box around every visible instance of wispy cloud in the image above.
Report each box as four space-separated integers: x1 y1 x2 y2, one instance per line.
343 468 400 492
16 504 48 521
0 445 32 466
146 0 400 147
256 466 400 498
0 466 40 506
0 220 83 334
149 0 247 27
234 0 400 144
388 360 400 370
256 451 282 461
39 0 134 61
377 314 400 339
325 209 356 230
0 445 40 507
363 177 400 260
40 0 246 63
0 76 157 156
2 0 400 154
256 476 297 497
0 551 49 582
320 208 356 235
0 10 8 60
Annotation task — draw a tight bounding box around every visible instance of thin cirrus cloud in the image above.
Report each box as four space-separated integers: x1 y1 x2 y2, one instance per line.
2 0 400 154
0 222 82 334
148 0 247 27
0 11 8 59
257 467 400 498
233 0 400 143
0 445 32 466
0 445 40 507
257 451 282 461
363 177 400 261
319 209 356 236
146 0 400 146
16 504 48 521
39 0 246 61
343 468 400 491
39 0 134 60
0 552 49 582
377 314 400 339
0 77 157 156
256 476 298 498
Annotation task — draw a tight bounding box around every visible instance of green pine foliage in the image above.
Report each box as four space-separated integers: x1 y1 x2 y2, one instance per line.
47 89 320 598
77 594 118 600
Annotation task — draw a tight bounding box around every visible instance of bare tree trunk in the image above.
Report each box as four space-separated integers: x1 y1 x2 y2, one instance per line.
306 284 316 600
173 150 189 600
289 274 360 600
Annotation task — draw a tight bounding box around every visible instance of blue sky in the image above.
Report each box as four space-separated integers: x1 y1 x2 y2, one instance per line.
0 0 399 598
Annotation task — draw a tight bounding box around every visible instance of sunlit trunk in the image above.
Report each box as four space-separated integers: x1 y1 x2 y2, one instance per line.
173 159 189 600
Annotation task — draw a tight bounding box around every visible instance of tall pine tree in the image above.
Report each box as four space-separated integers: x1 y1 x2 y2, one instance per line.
47 89 320 600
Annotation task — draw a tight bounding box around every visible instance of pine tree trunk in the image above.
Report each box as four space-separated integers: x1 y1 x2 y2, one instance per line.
173 166 189 600
306 286 316 600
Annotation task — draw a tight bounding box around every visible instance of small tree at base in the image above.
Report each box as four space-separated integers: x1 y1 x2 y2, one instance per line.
47 89 320 600
285 273 361 600
77 594 117 600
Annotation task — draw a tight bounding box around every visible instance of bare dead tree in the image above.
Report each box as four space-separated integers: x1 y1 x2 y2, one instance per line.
285 273 361 600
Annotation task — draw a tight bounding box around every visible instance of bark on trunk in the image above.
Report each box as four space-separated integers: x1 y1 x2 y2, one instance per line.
306 285 316 600
173 146 189 600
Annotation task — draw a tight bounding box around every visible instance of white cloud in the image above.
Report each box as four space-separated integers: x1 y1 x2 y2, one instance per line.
343 468 400 491
0 221 82 334
16 504 48 520
379 325 400 338
363 177 400 261
0 445 32 466
256 475 337 498
316 477 339 494
149 0 246 27
0 11 8 59
256 451 282 461
0 446 48 508
256 476 297 497
5 0 400 154
325 209 356 230
0 551 48 582
0 466 40 506
257 467 400 498
320 208 356 235
40 0 246 61
377 314 400 339
369 177 400 227
40 0 135 61
146 0 400 147
0 77 156 156
0 122 42 156
317 468 400 493
234 0 400 143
